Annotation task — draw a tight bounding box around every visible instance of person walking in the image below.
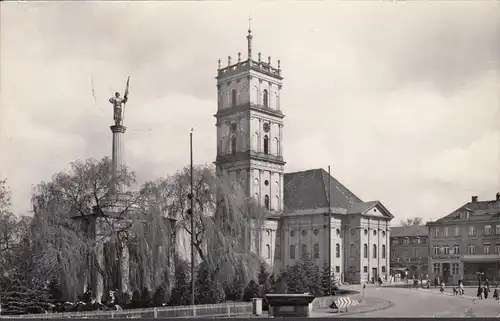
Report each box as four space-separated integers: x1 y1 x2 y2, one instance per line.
484 286 489 299
477 286 483 299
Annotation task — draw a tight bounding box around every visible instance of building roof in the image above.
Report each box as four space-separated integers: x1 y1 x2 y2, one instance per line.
283 168 362 212
432 196 500 224
390 225 428 238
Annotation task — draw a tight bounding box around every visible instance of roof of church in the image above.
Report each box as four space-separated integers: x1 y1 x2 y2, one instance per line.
284 168 362 212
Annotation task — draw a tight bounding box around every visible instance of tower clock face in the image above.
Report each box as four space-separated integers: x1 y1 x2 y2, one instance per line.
263 122 270 133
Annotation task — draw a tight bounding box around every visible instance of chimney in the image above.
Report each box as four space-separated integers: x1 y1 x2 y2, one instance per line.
496 193 500 201
472 196 478 203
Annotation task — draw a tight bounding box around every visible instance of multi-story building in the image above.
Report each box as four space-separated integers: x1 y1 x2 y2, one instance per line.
427 194 500 285
212 28 396 283
389 225 428 278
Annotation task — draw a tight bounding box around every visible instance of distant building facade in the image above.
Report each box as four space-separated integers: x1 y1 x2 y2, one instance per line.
389 225 428 278
427 194 500 285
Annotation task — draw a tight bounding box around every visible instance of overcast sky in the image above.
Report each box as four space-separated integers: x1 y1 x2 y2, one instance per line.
0 1 498 223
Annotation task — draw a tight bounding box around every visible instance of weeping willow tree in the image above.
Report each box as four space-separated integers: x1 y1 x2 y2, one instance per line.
30 157 175 301
161 164 266 286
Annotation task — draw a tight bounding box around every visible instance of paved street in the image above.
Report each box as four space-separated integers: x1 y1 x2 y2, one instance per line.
314 286 500 317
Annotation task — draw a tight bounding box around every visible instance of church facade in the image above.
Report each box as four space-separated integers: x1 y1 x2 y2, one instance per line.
213 29 395 284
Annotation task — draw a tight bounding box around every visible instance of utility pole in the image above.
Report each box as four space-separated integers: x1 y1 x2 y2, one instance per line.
189 129 195 307
328 165 332 296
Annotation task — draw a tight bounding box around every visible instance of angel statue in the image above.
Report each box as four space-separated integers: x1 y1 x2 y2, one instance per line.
109 77 130 126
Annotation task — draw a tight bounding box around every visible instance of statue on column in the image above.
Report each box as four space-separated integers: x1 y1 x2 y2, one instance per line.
109 77 130 126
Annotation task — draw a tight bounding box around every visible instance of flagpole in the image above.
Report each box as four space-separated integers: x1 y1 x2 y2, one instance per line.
122 76 130 123
190 129 195 307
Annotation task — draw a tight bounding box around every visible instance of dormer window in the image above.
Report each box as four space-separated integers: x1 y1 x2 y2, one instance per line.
460 212 470 219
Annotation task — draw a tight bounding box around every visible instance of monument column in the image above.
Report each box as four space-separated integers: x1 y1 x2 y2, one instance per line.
110 124 127 197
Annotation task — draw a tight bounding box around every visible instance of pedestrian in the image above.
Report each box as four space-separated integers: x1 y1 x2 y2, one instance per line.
477 286 483 299
440 281 445 293
484 286 489 299
459 282 464 295
493 287 499 300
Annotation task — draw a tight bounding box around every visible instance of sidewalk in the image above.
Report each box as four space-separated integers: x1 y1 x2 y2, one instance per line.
311 296 394 317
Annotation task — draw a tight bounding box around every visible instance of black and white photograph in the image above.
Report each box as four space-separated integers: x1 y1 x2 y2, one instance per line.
0 0 499 318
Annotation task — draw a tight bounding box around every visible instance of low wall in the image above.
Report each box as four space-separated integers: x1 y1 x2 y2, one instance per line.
311 294 361 310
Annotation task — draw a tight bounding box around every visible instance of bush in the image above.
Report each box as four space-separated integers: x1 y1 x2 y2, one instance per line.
169 260 191 306
140 287 151 308
242 280 260 302
194 263 225 304
152 283 169 307
129 289 141 309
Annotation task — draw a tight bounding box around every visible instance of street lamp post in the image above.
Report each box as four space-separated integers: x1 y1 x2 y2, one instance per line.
189 129 195 307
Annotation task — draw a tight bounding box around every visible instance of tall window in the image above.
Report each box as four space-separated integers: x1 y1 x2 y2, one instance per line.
363 244 368 258
382 245 386 258
468 244 475 254
263 89 268 108
454 226 460 236
373 244 377 258
266 244 271 258
313 244 320 259
433 263 441 275
335 243 340 258
289 245 296 259
444 227 449 237
496 225 500 234
263 135 269 154
231 135 237 156
231 89 237 106
453 245 460 254
469 226 475 236
484 243 491 254
433 245 440 255
434 228 440 237
264 195 270 210
443 245 450 255
485 225 492 235
452 263 459 275
301 244 307 257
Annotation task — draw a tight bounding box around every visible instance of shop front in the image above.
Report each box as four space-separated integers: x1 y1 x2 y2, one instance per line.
429 254 462 285
462 254 500 283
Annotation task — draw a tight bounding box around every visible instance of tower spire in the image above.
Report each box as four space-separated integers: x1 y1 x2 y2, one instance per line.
246 14 253 60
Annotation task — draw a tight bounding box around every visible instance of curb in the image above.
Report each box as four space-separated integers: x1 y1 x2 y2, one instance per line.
313 297 395 317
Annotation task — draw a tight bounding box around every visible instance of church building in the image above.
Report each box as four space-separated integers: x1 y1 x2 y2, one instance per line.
214 28 395 284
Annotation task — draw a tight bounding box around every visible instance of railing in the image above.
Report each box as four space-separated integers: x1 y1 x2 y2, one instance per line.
5 302 253 319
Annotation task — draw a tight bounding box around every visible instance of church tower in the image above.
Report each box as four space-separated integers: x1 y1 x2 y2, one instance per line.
214 28 285 215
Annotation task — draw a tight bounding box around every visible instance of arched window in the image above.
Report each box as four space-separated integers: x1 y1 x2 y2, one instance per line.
263 89 268 108
266 244 271 259
231 89 237 106
264 195 270 210
263 135 269 154
231 135 237 156
382 245 386 259
373 244 377 258
313 244 319 259
301 244 307 257
289 245 296 259
363 243 368 258
335 243 340 258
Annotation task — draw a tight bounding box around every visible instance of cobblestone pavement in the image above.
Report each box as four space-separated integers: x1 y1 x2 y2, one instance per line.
313 286 500 317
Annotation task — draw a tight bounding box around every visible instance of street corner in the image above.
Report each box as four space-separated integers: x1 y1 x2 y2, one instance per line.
311 296 395 317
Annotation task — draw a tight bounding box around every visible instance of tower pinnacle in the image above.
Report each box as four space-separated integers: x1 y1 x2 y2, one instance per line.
247 15 253 60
